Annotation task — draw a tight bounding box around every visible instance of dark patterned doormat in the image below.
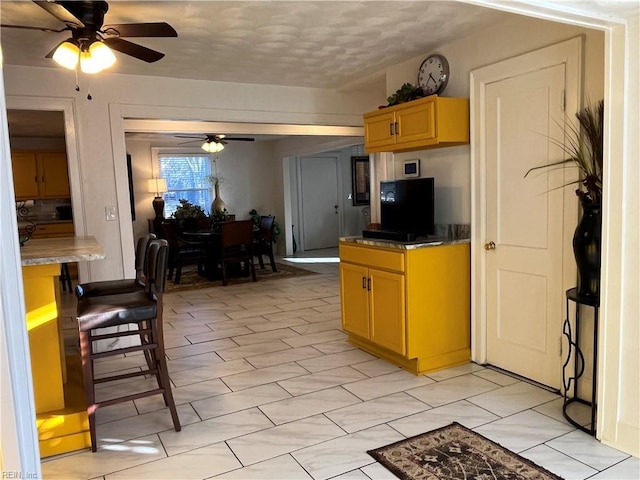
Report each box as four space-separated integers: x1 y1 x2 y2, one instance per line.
367 422 563 480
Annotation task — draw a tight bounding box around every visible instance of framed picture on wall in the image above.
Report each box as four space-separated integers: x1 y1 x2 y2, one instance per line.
351 156 370 206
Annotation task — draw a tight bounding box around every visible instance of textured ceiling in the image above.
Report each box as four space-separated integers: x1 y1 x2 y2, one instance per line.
0 1 517 89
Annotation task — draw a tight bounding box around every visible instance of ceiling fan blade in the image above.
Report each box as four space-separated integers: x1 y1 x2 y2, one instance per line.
225 137 255 142
177 140 203 145
102 22 177 38
175 135 206 139
32 1 84 28
0 24 67 33
103 37 164 63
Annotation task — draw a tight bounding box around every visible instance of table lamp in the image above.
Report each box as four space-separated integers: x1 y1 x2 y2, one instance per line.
147 178 168 219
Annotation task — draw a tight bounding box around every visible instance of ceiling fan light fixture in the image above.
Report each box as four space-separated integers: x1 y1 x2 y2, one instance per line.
52 40 80 70
79 41 116 74
89 41 116 69
202 141 224 153
80 49 103 74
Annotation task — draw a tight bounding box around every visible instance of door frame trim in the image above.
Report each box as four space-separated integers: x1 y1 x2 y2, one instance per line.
470 36 583 363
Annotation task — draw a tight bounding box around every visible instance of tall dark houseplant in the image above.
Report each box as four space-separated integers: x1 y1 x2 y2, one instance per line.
526 100 604 299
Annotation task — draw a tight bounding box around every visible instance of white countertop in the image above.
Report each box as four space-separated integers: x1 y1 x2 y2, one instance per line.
20 236 105 266
340 236 470 250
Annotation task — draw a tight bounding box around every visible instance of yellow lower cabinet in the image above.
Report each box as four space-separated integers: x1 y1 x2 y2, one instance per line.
339 241 471 375
340 262 370 339
370 268 405 355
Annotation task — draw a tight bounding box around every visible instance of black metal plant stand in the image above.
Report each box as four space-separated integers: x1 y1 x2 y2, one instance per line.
562 287 599 435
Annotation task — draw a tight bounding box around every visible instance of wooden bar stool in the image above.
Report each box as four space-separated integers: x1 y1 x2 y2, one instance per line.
76 239 180 452
75 234 156 299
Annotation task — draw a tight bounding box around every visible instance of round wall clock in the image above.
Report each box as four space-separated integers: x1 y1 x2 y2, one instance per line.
418 54 450 96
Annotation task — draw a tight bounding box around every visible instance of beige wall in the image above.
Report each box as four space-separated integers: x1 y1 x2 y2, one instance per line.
376 16 604 226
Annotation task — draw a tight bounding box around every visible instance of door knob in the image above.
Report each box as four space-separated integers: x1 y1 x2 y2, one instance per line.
484 241 496 251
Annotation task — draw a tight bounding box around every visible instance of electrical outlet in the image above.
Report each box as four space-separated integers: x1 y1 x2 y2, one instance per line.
105 205 117 221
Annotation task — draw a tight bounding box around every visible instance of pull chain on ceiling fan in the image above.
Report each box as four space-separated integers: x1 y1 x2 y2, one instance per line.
1 1 178 74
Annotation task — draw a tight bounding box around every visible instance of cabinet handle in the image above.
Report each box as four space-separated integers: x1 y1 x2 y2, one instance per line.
389 123 394 136
367 277 371 291
41 176 45 183
362 276 366 289
394 121 399 136
34 175 38 183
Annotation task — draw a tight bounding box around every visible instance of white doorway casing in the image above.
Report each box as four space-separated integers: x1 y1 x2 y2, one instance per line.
470 37 582 385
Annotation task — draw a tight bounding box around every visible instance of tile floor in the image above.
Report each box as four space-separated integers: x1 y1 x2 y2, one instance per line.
46 248 639 479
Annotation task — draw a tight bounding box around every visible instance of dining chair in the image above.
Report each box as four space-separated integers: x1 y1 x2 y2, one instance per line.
162 220 208 284
219 220 257 286
254 215 277 272
75 234 156 298
76 239 181 452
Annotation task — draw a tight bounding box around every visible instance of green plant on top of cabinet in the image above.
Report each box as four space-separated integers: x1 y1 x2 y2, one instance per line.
12 151 70 200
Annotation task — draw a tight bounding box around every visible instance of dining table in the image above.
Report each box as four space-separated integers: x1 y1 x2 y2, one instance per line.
181 224 260 281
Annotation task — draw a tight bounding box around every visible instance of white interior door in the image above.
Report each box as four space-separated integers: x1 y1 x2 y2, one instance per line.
300 156 339 250
484 63 573 389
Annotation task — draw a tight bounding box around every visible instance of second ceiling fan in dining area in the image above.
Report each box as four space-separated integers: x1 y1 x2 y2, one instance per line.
175 134 255 153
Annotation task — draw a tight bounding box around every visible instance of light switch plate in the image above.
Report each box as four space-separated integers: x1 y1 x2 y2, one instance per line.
105 205 117 221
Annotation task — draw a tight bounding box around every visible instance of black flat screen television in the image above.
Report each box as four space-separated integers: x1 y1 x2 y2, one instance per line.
380 177 435 236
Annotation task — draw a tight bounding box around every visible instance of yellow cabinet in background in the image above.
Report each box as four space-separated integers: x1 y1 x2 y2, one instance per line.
339 240 471 375
31 222 75 239
12 151 70 200
363 95 469 153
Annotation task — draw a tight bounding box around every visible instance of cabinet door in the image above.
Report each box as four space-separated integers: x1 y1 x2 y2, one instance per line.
396 99 436 145
12 152 40 199
369 268 406 355
340 262 370 339
38 153 70 198
364 109 396 151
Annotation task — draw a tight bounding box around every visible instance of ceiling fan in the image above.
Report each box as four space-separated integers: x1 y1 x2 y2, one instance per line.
0 1 177 73
175 134 256 153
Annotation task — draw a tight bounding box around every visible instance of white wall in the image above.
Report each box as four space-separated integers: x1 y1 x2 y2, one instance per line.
3 66 378 281
224 141 280 222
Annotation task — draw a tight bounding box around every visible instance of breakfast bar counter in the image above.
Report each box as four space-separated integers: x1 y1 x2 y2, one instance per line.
20 236 105 457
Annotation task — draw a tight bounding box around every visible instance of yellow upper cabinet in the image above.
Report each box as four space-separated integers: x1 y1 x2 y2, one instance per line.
12 151 70 200
11 152 40 199
363 95 469 153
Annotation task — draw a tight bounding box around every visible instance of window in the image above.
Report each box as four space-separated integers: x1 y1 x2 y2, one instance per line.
157 153 213 217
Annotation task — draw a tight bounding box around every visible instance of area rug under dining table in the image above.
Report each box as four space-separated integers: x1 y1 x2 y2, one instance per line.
164 261 317 293
368 422 563 480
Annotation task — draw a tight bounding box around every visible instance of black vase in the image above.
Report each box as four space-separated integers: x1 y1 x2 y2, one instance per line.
573 199 602 299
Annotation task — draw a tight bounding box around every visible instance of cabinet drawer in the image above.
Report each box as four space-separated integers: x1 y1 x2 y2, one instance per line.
32 223 75 238
340 244 405 273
